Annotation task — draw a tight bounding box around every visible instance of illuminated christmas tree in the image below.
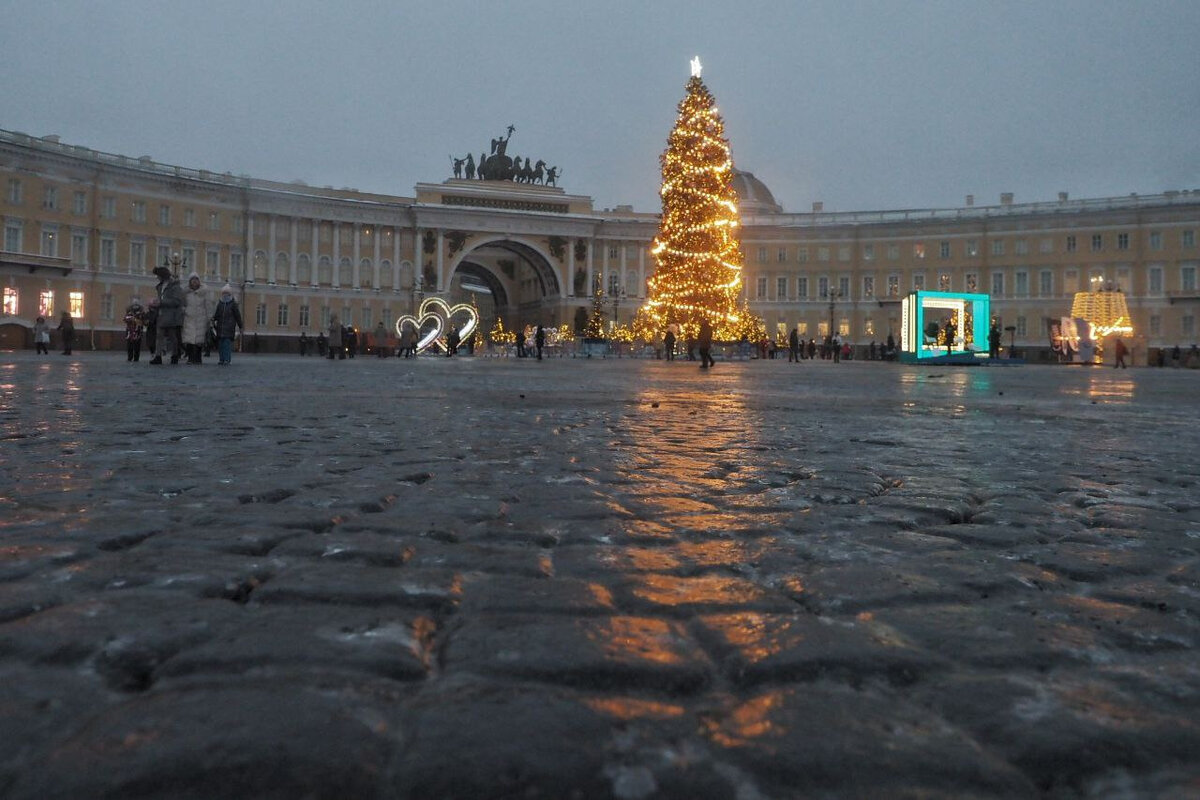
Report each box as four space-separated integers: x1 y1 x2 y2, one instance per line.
638 57 756 341
583 275 607 339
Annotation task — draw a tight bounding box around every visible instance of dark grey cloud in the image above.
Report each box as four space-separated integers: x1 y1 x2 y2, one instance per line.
3 0 1197 213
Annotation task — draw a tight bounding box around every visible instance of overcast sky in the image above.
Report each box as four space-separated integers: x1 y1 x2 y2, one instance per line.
3 0 1198 214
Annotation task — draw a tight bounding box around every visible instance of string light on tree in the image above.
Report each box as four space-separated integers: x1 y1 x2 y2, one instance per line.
636 56 763 342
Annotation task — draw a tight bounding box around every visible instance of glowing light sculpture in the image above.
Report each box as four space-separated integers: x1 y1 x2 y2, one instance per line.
395 296 479 355
1070 287 1133 338
636 58 759 341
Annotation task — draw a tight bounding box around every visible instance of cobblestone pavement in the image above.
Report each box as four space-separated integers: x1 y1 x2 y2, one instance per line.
0 351 1197 799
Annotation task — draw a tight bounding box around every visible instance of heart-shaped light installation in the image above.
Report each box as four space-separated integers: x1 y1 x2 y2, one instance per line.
395 297 480 354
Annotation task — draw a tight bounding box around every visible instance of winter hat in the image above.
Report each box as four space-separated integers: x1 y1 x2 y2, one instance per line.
221 283 234 295
188 271 201 283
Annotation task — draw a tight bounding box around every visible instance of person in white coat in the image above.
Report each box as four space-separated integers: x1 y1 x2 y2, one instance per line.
180 272 212 364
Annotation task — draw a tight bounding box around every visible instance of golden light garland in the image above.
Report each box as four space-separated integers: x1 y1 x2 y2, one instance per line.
636 67 762 341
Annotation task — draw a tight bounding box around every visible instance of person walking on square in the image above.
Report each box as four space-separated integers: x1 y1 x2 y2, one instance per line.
56 310 75 355
535 323 545 360
943 318 956 355
123 301 146 362
664 325 676 361
344 325 357 358
374 322 388 357
316 331 327 357
32 316 50 355
788 326 799 362
1114 336 1128 369
327 315 344 359
211 283 244 365
988 322 1002 359
149 261 184 364
181 272 211 365
299 331 310 356
698 317 715 368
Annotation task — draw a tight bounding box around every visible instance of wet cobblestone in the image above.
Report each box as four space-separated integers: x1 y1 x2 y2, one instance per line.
1 352 1198 798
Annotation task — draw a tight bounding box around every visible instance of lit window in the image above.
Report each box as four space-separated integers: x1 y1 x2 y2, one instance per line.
39 290 54 317
887 275 899 296
965 273 978 292
2 287 17 315
938 273 951 291
862 276 874 297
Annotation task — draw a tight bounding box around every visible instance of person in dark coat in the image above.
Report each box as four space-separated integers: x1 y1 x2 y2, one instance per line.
698 318 715 369
663 326 676 361
56 310 75 355
299 332 310 356
210 283 244 365
788 326 799 362
149 260 184 364
535 323 546 360
943 318 956 354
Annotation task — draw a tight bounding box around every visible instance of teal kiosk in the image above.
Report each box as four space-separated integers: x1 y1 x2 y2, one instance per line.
899 290 991 364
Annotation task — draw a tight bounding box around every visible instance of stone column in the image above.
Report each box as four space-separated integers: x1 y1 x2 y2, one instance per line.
414 227 423 292
332 224 341 288
436 229 444 291
310 219 319 286
289 218 298 285
352 223 361 289
246 215 254 282
392 226 401 293
567 238 576 297
373 227 381 290
268 216 277 284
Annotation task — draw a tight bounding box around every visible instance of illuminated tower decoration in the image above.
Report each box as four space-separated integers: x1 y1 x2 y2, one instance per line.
637 57 754 340
1070 282 1133 338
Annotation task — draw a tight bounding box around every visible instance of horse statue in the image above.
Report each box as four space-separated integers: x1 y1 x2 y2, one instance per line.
531 160 546 185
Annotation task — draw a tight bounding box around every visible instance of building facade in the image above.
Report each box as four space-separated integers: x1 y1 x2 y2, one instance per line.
2 129 1198 358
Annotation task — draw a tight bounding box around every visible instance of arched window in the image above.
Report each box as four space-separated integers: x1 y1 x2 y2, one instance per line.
399 260 413 290
253 250 267 283
380 259 393 289
338 257 351 286
297 253 312 285
318 256 332 286
360 258 373 289
275 252 289 284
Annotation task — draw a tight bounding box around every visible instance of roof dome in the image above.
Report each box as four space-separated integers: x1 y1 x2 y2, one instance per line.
730 169 782 214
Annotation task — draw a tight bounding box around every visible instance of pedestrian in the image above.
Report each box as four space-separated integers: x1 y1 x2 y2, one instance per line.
299 332 309 356
181 272 211 365
445 327 460 356
149 260 184 364
1114 336 1128 369
807 338 816 360
316 331 327 357
515 323 526 358
1171 344 1181 367
374 322 388 357
885 333 896 361
210 283 244 365
123 300 146 362
56 310 75 355
664 326 676 361
344 326 357 358
252 332 260 354
832 333 841 363
788 326 799 362
32 315 50 354
535 323 545 360
698 317 715 368
327 315 344 359
869 340 877 361
943 318 956 355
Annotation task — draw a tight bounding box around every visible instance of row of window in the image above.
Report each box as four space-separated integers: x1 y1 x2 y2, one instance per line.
753 264 1199 300
753 230 1196 264
2 287 85 319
